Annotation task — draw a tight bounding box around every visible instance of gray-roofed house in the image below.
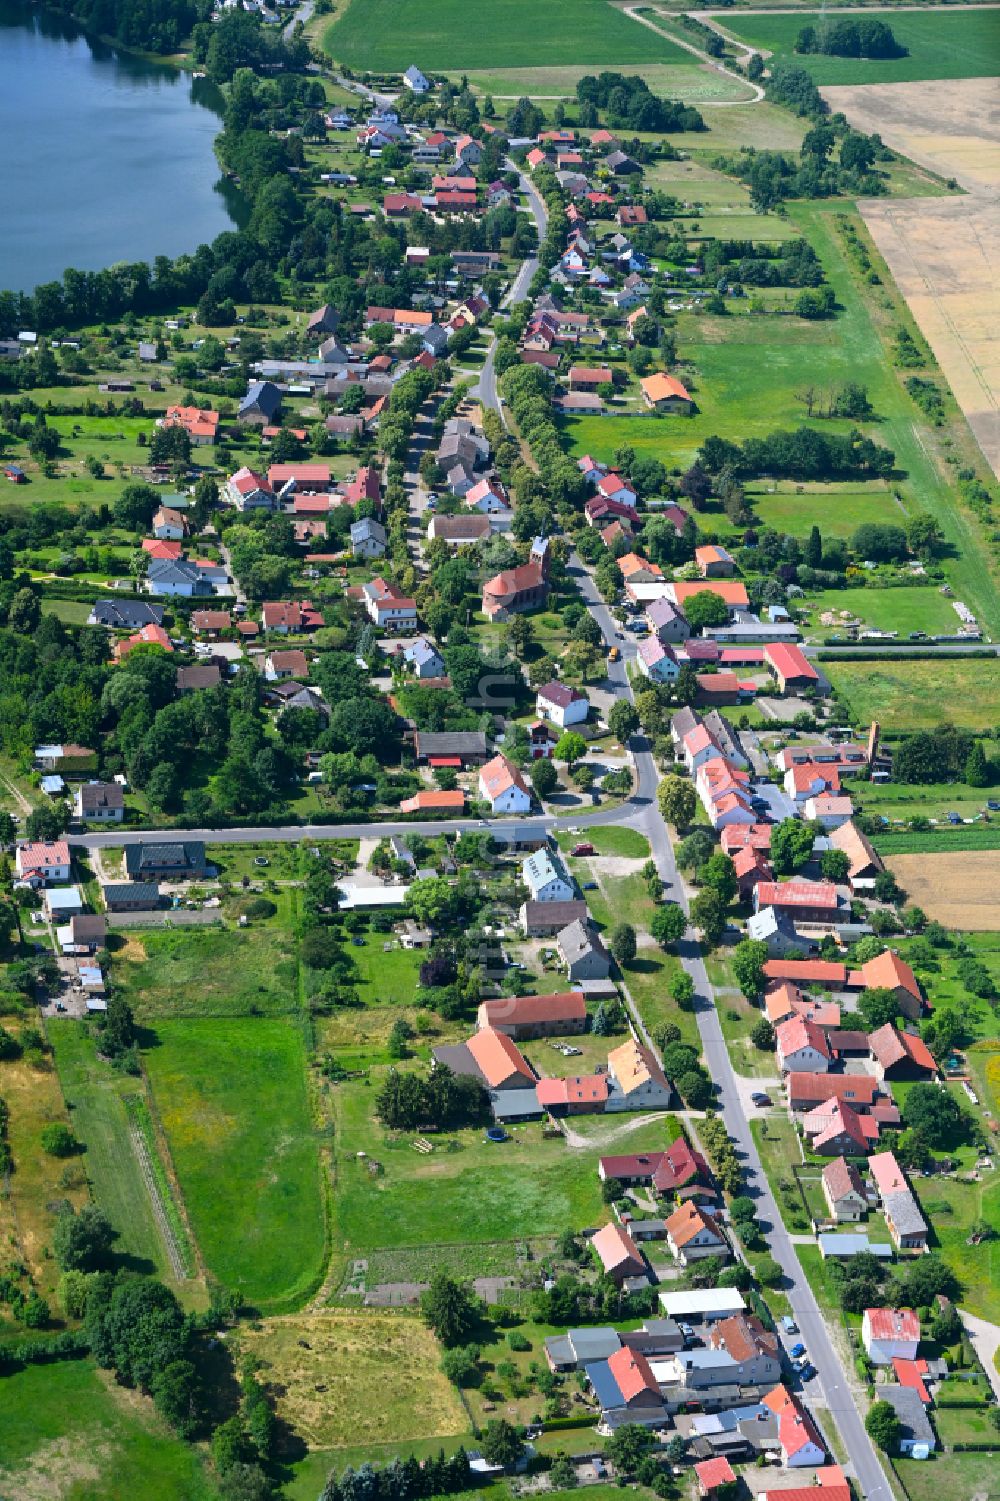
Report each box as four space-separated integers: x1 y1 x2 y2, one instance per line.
145 558 214 598
239 380 282 427
350 517 387 559
878 1385 937 1454
404 636 446 679
545 1327 621 1372
124 842 214 881
414 730 489 763
557 919 611 982
520 898 589 936
89 600 165 630
306 304 341 338
69 913 108 950
75 782 125 823
647 597 691 644
522 848 574 904
403 64 430 92
103 882 162 913
176 664 223 693
421 324 450 357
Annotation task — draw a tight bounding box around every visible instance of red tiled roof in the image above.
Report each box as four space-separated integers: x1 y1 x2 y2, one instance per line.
479 991 585 1028
694 1457 736 1493
764 959 849 987
860 949 921 1002
607 1343 658 1401
757 880 839 911
536 1074 609 1108
466 1027 535 1090
865 1307 920 1343
789 1073 878 1106
591 1222 643 1273
892 1357 930 1403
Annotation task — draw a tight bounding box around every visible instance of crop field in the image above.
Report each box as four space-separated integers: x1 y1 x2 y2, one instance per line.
0 1359 218 1501
242 1313 469 1451
144 1018 326 1310
324 0 688 73
823 77 1000 481
874 826 1000 855
718 10 1000 84
825 657 1000 731
463 62 755 104
886 850 1000 930
114 907 300 1021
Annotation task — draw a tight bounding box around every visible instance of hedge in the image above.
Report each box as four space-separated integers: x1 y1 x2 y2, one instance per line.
542 1415 599 1432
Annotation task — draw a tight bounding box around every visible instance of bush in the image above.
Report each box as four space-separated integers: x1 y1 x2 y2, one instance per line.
40 1124 79 1158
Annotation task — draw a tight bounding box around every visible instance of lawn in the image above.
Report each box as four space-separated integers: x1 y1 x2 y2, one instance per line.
144 1018 327 1310
802 585 966 641
750 1116 811 1233
332 1074 620 1255
555 825 650 858
114 906 301 1021
718 992 779 1079
241 1312 469 1451
0 1358 219 1501
324 0 691 72
895 1449 1000 1501
48 1021 183 1292
733 484 910 542
824 658 1000 732
348 933 425 1008
857 778 1000 829
720 11 1000 85
913 1173 1000 1324
464 62 753 104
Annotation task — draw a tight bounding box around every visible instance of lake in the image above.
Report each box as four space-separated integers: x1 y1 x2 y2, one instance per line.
0 0 242 293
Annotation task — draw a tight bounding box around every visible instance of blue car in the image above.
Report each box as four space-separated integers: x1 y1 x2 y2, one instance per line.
789 1342 806 1359
947 811 962 824
799 1363 818 1382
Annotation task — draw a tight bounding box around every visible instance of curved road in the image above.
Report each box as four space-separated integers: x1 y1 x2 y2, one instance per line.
477 167 548 419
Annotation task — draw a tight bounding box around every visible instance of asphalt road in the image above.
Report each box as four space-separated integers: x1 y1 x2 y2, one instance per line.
477 167 547 419
568 553 893 1500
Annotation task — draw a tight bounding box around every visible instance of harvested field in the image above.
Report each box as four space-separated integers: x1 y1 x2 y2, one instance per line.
886 850 1000 930
241 1313 469 1451
822 78 1000 479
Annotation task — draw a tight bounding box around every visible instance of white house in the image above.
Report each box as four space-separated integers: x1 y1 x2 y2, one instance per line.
152 505 186 541
775 1015 831 1074
637 636 679 683
404 637 445 679
350 517 387 559
862 1307 920 1365
145 559 214 598
663 1202 728 1265
362 577 418 632
16 841 72 885
403 65 430 93
606 1040 674 1113
465 477 510 515
535 680 589 729
522 848 574 904
478 754 531 814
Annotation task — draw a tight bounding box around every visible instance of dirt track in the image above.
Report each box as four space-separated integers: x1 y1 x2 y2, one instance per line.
822 77 1000 479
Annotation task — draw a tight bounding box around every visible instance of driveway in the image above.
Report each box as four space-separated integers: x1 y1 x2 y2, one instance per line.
961 1310 1000 1400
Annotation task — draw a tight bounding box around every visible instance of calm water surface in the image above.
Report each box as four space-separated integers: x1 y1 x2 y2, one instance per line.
0 0 241 292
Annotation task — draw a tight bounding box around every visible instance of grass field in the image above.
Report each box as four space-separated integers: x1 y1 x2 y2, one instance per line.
331 1075 672 1258
463 62 754 103
887 850 1000 930
895 1449 1000 1501
242 1312 469 1451
0 1358 218 1501
324 0 689 72
115 908 300 1020
48 1021 184 1291
144 1018 326 1310
348 934 425 1008
727 484 910 542
555 825 650 858
720 10 1000 84
914 1172 1000 1323
804 586 965 641
824 658 1000 731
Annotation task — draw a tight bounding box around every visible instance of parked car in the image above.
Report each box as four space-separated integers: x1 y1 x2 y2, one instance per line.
987 800 1000 812
947 811 962 824
799 1363 818 1382
781 1316 798 1335
573 843 595 856
790 1342 806 1359
582 881 598 891
751 1091 772 1107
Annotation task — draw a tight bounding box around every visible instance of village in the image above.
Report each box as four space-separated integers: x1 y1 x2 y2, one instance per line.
1 23 999 1501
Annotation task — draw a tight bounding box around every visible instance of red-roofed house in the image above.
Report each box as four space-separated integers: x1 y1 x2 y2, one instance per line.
15 841 71 885
477 990 586 1039
868 1023 937 1080
466 1027 536 1091
755 880 840 923
398 790 466 814
482 561 549 621
764 641 819 692
892 1357 931 1404
163 404 218 444
803 1097 880 1155
776 1015 831 1074
763 1385 826 1468
536 1074 610 1115
260 601 325 634
859 949 924 1020
821 1157 867 1221
591 1222 646 1283
785 762 843 803
862 1307 920 1364
756 1470 850 1501
763 959 849 989
664 1202 728 1266
722 823 772 856
478 753 531 814
694 1457 736 1498
788 1073 879 1112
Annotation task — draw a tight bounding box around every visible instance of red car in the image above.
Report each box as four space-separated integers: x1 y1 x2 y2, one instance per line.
573 842 595 856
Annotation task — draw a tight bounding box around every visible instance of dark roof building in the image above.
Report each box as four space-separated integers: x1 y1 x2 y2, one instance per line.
124 842 213 880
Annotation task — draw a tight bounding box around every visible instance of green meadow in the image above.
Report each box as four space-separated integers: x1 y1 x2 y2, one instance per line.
324 0 689 73
720 10 1000 84
824 657 1000 732
144 1018 327 1310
